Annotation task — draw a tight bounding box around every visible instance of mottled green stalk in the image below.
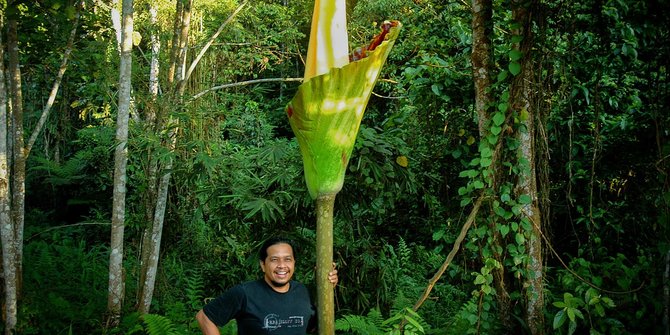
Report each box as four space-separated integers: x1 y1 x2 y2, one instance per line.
315 194 335 335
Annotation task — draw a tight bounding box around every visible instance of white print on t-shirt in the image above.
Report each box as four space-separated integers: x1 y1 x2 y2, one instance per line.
263 314 305 331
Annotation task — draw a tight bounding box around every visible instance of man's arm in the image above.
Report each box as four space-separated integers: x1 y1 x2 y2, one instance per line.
196 309 220 335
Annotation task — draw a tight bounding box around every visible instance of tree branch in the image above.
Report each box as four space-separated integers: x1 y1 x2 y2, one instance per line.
412 194 485 311
180 0 249 90
191 77 303 100
26 2 82 156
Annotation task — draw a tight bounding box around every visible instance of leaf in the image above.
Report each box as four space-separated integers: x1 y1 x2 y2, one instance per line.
511 35 524 43
580 85 590 105
132 31 142 46
509 62 521 75
508 49 523 61
396 155 409 167
553 310 567 329
602 297 616 308
491 126 502 135
404 315 424 332
493 112 505 126
568 320 577 335
431 84 442 96
519 194 532 204
497 70 509 82
515 233 525 244
497 103 509 113
500 225 510 237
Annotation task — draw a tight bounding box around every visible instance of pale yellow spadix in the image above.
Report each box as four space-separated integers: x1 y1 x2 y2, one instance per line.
304 0 349 80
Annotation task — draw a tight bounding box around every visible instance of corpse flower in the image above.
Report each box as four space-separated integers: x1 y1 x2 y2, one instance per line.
286 0 401 199
285 1 400 334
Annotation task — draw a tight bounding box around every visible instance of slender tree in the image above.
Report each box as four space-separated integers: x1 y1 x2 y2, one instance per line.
5 2 26 307
136 2 162 314
1 2 80 332
510 1 544 333
107 0 134 325
471 0 513 329
137 0 248 314
0 11 18 335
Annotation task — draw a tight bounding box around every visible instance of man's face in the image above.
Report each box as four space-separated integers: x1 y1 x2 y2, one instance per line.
260 243 295 292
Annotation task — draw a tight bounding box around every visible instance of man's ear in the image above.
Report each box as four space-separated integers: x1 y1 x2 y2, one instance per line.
259 260 265 271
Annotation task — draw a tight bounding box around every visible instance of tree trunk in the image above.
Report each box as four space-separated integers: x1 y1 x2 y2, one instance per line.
167 0 184 86
510 1 544 334
471 0 513 330
6 1 25 313
107 0 133 325
471 0 493 136
136 3 161 314
0 12 18 335
147 4 160 122
138 164 171 313
315 194 335 335
174 0 193 95
174 0 193 88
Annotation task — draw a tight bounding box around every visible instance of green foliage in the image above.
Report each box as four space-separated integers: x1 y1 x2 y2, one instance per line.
142 314 181 335
28 126 115 224
549 251 658 334
14 0 670 333
449 293 499 335
552 292 586 335
20 234 109 334
336 307 427 335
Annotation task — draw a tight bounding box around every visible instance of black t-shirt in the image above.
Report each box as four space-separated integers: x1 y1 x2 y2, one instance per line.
203 279 316 334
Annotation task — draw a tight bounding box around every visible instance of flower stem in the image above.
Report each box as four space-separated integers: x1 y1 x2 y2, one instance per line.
316 193 336 335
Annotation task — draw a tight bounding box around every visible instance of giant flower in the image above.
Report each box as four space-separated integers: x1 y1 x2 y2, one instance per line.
286 0 401 199
286 2 400 334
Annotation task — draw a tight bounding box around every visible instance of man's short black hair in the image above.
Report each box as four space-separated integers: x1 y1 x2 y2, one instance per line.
259 237 296 261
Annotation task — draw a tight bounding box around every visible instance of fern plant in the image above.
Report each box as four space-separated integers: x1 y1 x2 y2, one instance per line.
142 314 181 335
184 270 205 311
336 307 427 335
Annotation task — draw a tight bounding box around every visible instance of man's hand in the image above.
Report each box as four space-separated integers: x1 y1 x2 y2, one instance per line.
328 262 338 286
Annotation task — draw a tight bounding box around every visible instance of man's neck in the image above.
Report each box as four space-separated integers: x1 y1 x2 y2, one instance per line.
264 278 290 293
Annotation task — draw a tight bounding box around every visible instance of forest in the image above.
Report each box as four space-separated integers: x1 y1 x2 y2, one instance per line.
0 0 668 334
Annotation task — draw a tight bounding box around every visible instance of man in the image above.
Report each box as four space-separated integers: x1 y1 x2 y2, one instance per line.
196 237 338 334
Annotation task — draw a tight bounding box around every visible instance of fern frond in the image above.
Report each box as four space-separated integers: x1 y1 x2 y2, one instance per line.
336 314 384 335
184 270 205 311
142 314 180 335
366 307 384 328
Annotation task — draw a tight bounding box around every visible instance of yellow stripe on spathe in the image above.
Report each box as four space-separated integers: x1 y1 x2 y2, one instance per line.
304 0 350 81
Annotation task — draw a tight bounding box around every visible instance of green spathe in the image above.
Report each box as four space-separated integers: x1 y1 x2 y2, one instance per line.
286 22 402 199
